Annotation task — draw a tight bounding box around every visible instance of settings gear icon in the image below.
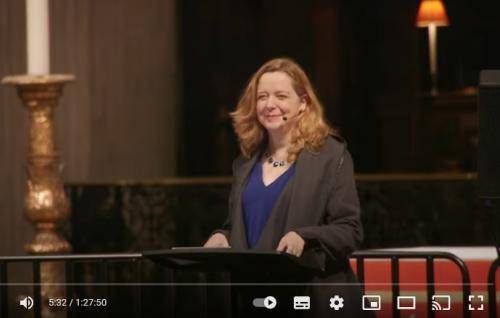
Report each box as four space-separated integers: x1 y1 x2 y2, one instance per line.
329 295 344 310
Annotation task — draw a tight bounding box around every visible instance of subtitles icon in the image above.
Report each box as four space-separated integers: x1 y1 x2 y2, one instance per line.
468 295 484 311
431 295 451 311
19 296 34 310
293 296 310 310
362 295 381 311
397 296 416 310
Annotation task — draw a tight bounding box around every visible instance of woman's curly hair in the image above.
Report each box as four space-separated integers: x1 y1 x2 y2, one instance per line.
230 57 335 162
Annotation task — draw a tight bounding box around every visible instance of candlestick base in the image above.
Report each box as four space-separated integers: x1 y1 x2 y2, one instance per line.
2 73 75 255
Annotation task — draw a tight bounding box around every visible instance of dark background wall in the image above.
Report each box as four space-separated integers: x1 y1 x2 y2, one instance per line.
0 0 31 257
179 0 500 175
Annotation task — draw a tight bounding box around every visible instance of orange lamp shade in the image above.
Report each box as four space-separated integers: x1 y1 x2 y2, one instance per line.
416 0 449 27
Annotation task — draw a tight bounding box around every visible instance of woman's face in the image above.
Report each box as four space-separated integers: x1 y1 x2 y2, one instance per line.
256 71 306 132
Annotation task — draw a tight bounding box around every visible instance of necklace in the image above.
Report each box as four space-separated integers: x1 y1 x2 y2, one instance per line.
264 151 286 168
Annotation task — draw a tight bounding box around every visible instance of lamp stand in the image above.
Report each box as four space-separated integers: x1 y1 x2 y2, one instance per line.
427 23 438 95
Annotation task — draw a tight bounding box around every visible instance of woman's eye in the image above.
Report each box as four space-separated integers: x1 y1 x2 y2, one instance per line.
277 95 287 100
257 95 267 101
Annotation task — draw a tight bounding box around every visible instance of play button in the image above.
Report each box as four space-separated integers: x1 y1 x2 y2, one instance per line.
252 296 277 309
264 296 277 309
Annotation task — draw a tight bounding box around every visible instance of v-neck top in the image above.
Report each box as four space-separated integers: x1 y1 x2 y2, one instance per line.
242 161 295 248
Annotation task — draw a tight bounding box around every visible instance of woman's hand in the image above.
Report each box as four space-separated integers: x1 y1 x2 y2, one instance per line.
276 231 305 257
203 233 230 248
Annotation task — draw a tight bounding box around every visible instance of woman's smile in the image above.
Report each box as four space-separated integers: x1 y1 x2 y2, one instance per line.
264 114 282 119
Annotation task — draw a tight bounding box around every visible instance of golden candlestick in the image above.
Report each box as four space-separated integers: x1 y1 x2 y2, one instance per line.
2 74 74 254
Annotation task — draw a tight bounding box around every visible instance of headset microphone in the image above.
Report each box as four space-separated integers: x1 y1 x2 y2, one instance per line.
282 110 303 121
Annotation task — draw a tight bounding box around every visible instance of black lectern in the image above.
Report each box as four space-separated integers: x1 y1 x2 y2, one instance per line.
143 248 319 317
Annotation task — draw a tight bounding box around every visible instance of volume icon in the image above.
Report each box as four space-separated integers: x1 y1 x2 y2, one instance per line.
20 296 34 309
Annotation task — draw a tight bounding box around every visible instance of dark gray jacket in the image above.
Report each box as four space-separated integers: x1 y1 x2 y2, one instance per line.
216 135 369 317
221 135 362 263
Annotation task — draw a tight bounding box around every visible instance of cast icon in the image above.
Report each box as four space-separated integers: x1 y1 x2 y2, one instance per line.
431 295 451 311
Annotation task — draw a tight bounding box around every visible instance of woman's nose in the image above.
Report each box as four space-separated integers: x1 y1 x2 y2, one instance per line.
264 96 277 108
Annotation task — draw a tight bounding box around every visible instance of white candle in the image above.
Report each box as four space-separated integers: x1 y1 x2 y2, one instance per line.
26 0 50 75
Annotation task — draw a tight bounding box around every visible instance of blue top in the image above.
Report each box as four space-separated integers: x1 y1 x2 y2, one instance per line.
242 161 295 248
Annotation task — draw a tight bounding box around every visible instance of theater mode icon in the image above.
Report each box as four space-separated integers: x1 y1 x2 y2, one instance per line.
397 296 416 310
362 295 381 311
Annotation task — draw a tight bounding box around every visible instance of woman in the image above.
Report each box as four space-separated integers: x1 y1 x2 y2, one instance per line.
204 58 368 317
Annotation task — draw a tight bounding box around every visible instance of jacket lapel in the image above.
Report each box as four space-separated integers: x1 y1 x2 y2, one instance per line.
284 149 316 229
230 151 260 249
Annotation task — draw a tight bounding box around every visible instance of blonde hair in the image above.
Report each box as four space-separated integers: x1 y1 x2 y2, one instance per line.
230 57 334 162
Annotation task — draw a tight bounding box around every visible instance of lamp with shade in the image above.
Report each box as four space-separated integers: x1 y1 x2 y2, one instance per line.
417 0 449 94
